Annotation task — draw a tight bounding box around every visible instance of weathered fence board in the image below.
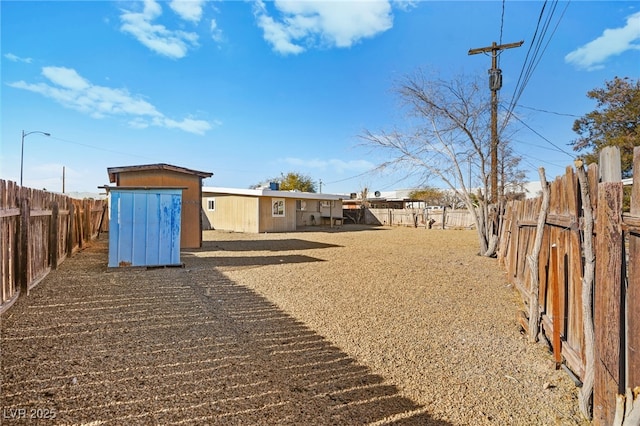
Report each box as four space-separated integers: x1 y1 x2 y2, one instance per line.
365 208 475 229
628 147 640 394
593 181 624 424
1 181 20 312
0 180 106 312
499 146 638 423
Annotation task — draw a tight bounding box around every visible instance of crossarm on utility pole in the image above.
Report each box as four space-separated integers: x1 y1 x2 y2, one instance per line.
468 40 524 56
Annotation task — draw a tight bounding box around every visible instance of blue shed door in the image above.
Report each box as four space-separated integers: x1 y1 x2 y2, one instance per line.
108 189 182 267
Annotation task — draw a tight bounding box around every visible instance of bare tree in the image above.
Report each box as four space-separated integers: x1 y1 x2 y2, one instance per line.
500 142 527 199
360 70 511 256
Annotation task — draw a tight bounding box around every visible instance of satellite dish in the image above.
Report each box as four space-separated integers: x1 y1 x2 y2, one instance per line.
374 191 381 197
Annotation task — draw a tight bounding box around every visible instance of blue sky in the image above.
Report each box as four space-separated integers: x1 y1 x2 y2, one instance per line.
1 1 639 195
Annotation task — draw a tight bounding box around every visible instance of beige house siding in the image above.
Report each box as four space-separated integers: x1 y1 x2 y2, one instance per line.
203 195 259 233
202 187 344 233
297 200 319 226
258 197 296 232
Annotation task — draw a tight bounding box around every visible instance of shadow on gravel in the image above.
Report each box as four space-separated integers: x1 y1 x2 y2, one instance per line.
201 238 341 252
190 254 325 267
295 224 391 233
1 238 450 425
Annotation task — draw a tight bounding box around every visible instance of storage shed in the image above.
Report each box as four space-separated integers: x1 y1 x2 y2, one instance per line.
202 187 344 233
107 187 183 267
107 164 212 248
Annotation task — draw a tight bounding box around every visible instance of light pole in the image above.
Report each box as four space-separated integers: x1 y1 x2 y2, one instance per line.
20 130 51 187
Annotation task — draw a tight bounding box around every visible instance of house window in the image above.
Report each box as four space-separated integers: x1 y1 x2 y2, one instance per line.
320 201 331 208
272 198 285 217
296 200 307 211
207 198 215 211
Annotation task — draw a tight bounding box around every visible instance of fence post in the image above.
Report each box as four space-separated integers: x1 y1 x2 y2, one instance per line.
18 197 30 295
593 147 624 425
84 199 91 243
442 206 447 229
67 202 75 256
78 201 84 248
527 167 550 343
49 201 59 270
628 146 640 391
576 162 597 419
550 243 562 369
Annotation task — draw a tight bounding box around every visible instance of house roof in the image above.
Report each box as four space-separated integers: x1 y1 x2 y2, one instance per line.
107 163 213 183
202 186 343 201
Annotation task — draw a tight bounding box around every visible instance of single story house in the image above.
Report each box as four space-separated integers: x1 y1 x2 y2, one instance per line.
107 163 213 248
202 187 344 233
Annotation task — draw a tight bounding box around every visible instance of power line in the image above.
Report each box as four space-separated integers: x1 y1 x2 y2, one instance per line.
516 104 580 118
519 155 566 171
501 0 571 132
499 0 506 48
379 175 413 191
502 105 575 157
509 0 550 109
514 138 573 155
324 167 380 185
49 135 160 162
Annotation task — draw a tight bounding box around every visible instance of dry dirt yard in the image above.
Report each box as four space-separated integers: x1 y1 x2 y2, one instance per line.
1 225 588 425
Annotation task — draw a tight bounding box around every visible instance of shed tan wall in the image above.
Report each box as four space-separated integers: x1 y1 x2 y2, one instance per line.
203 195 259 233
115 170 202 248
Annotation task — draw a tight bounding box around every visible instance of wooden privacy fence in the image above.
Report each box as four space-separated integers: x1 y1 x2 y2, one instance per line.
366 208 475 229
498 146 640 425
0 180 107 314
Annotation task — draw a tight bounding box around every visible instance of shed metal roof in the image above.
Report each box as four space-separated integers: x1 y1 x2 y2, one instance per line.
100 185 188 192
107 163 213 183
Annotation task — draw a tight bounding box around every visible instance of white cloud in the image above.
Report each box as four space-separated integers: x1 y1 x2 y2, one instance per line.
42 67 90 90
565 11 640 71
8 66 212 135
169 0 205 23
210 18 224 43
4 53 33 63
253 0 393 55
120 0 199 59
128 118 151 129
155 116 215 134
391 0 417 12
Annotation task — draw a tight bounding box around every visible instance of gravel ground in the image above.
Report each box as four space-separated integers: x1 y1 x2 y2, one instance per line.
1 225 588 425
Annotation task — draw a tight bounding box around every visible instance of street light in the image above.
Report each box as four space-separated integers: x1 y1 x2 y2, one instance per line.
20 130 51 187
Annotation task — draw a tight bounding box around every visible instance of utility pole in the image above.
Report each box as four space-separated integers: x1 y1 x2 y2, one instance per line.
468 40 523 202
